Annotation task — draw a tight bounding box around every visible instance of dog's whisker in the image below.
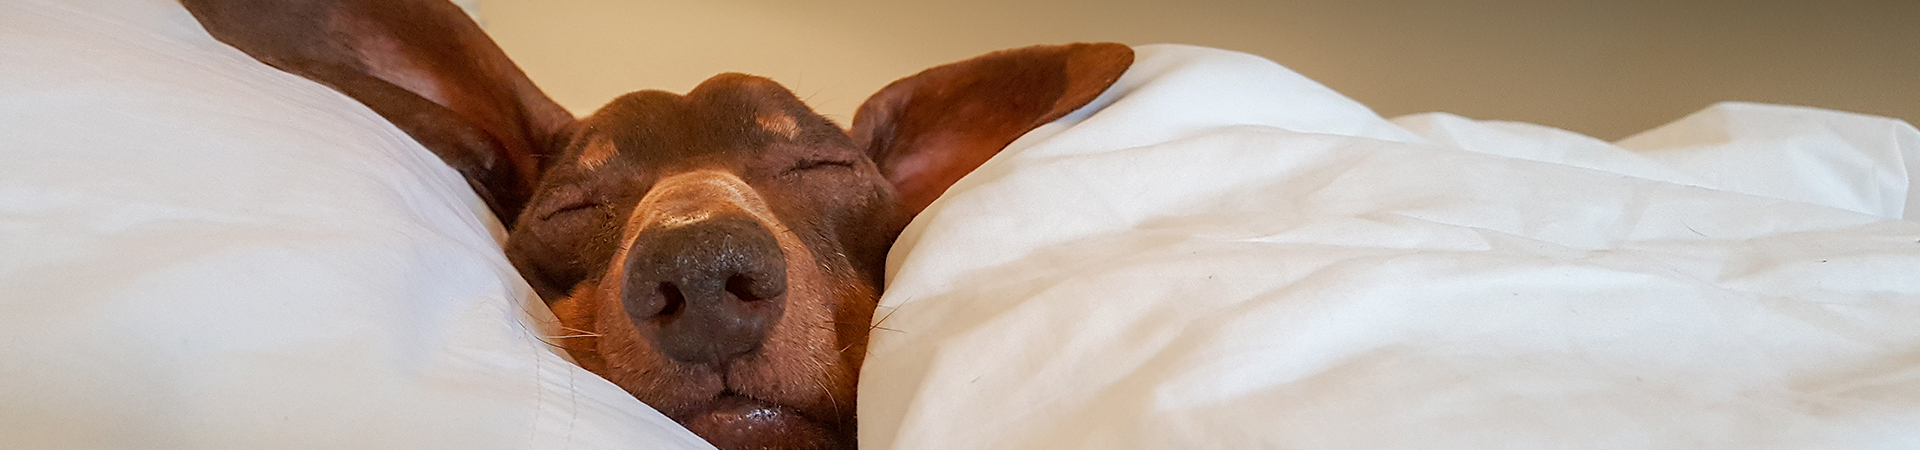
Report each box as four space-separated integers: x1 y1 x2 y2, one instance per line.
869 304 903 334
532 338 570 350
794 353 843 418
811 368 841 418
837 335 873 354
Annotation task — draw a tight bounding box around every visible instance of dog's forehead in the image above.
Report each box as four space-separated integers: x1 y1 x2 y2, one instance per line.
575 74 831 164
691 74 818 142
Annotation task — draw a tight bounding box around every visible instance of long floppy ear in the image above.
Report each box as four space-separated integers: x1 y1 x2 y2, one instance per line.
850 43 1133 215
181 0 574 224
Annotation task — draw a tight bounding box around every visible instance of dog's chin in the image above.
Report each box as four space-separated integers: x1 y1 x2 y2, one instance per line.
678 395 843 450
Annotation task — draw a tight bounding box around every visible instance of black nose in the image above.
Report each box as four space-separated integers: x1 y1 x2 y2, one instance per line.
622 210 788 365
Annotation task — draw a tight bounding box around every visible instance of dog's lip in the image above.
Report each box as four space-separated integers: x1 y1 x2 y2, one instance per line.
677 393 818 426
677 394 839 450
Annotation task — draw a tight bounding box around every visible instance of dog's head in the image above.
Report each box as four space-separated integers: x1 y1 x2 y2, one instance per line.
508 47 1132 449
180 2 1128 448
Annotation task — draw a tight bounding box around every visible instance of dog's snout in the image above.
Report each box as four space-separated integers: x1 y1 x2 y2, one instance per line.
622 210 788 365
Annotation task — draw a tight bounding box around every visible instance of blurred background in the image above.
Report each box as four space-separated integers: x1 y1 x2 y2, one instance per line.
475 0 1917 140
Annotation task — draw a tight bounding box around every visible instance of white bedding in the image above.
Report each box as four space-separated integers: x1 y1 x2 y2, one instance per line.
0 1 707 448
863 45 1920 449
7 1 1920 449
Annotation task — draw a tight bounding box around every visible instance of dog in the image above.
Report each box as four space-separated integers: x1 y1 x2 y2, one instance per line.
181 1 1132 448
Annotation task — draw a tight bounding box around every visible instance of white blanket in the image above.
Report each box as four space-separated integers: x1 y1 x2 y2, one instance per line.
862 44 1920 449
0 1 707 448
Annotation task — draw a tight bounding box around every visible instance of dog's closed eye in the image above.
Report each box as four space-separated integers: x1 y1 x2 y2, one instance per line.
786 159 856 174
534 184 611 221
542 201 605 219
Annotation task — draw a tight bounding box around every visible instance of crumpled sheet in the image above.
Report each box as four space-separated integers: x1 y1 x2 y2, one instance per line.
861 44 1920 449
0 0 709 448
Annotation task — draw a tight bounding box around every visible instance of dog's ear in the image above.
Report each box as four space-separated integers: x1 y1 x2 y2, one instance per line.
850 43 1133 215
181 0 574 224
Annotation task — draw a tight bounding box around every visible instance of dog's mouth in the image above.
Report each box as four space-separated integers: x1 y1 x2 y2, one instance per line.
677 394 844 450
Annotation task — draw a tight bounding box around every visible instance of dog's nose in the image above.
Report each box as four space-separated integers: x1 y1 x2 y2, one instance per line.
622 210 788 365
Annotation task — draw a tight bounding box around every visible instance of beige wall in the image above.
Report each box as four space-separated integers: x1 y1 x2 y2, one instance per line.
478 0 1916 140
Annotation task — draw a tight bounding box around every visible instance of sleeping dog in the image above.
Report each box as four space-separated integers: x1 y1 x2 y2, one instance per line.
180 0 1131 448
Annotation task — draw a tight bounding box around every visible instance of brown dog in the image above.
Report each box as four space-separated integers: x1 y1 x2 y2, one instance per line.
182 1 1131 448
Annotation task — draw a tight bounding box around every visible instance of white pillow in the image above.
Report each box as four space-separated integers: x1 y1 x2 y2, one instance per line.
863 44 1920 449
0 1 707 448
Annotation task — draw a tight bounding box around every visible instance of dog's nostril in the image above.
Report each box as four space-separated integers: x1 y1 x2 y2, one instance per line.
657 282 686 317
725 274 766 302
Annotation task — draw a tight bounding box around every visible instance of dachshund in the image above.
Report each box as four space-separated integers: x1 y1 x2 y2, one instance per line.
182 1 1131 448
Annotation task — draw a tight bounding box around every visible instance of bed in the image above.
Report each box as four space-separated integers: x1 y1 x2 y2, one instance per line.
5 0 1918 449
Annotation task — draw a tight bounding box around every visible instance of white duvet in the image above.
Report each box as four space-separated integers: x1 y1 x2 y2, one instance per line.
6 1 1920 449
0 1 706 448
862 45 1920 449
